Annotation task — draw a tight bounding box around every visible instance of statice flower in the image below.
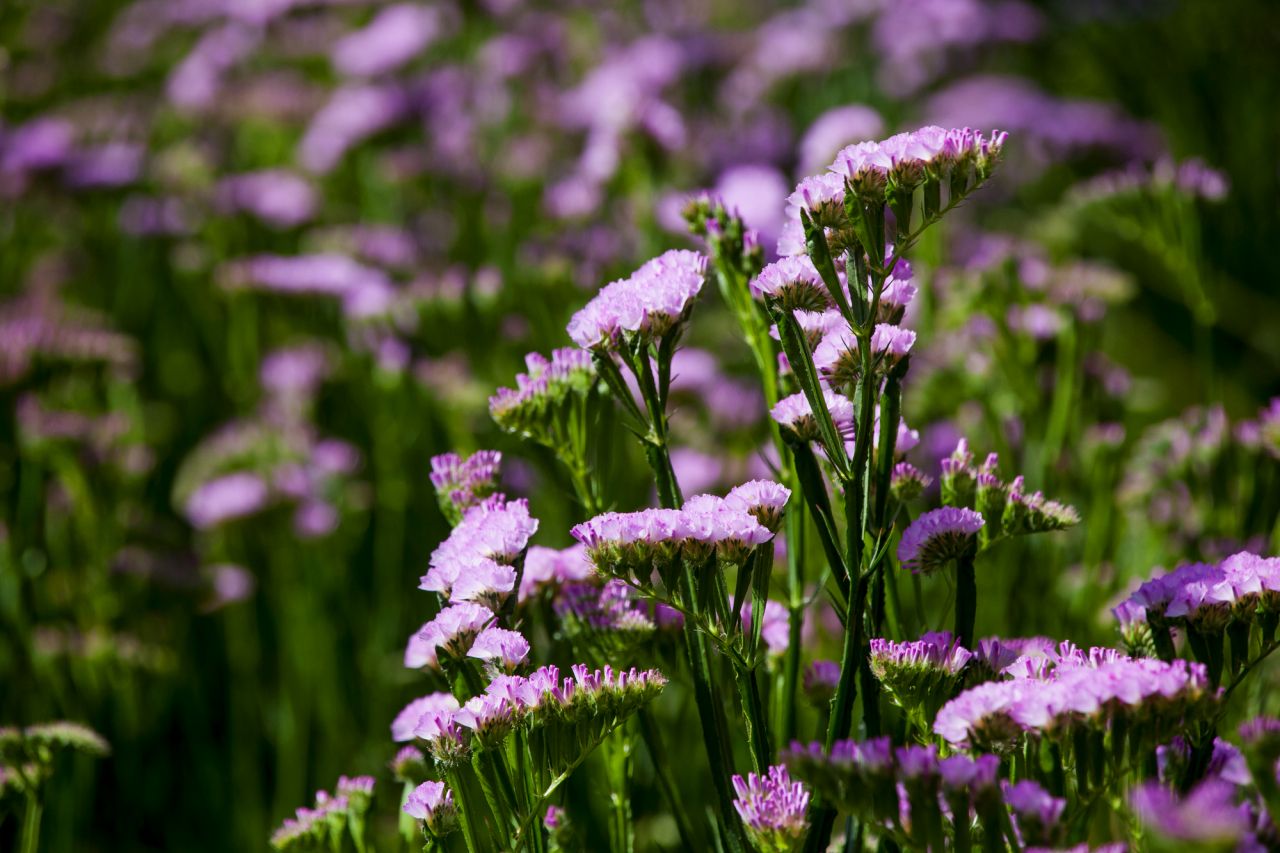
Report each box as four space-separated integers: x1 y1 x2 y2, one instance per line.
751 255 832 312
467 626 531 673
830 126 1008 203
410 603 494 669
389 745 427 783
429 450 503 522
489 348 597 439
184 471 270 529
1005 780 1066 847
731 765 810 853
518 544 594 603
740 599 791 656
420 497 538 600
781 737 900 822
331 3 446 78
1131 780 1249 846
215 170 317 229
812 320 861 387
870 323 916 370
869 632 972 722
771 388 855 444
555 579 656 640
391 693 461 742
724 479 792 532
404 780 458 838
898 507 985 574
890 462 932 502
803 660 841 705
566 250 707 351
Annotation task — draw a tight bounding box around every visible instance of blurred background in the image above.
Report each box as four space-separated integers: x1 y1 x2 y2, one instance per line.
1 0 1278 849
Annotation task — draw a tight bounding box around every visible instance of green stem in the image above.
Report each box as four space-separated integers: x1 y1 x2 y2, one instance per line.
782 504 806 745
736 664 773 772
20 789 42 853
637 709 699 851
955 554 978 649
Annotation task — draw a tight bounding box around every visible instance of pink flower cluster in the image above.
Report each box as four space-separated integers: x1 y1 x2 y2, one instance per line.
1113 551 1280 635
429 450 502 517
571 482 786 575
488 348 596 433
419 496 538 608
566 250 707 351
269 775 375 850
731 765 811 851
933 649 1210 748
519 544 594 602
403 779 457 837
410 663 667 757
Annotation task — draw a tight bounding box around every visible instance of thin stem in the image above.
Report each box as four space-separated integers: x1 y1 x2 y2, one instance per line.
782 504 806 745
637 709 699 850
736 663 773 772
955 554 978 649
20 789 42 853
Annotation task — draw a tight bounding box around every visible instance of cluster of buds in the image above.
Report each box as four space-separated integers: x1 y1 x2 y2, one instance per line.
553 578 679 652
868 631 973 725
783 739 1006 848
417 496 538 613
939 441 1081 543
829 126 1008 207
682 193 765 281
0 721 110 795
566 250 707 352
428 450 502 524
1113 550 1280 683
407 664 667 773
571 481 784 582
488 348 598 443
269 776 376 851
730 765 810 853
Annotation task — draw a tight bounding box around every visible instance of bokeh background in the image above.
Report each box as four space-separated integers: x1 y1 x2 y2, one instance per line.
2 0 1278 849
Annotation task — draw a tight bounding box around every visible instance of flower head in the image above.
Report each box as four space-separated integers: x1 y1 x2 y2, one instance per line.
404 780 458 837
391 693 461 742
751 256 831 312
897 507 985 574
732 765 810 853
467 626 531 673
567 250 706 351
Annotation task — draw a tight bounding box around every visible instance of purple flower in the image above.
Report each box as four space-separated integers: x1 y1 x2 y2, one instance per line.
421 497 538 599
392 693 460 743
260 344 331 399
870 323 916 365
404 780 458 837
518 544 593 602
890 462 932 502
184 472 269 529
770 388 855 443
412 603 494 666
467 626 530 672
751 255 832 312
740 599 791 656
803 660 841 705
725 480 792 532
567 250 706 351
731 765 810 851
215 170 317 229
331 4 446 78
1004 780 1066 846
812 320 861 387
787 173 846 226
298 84 407 174
1131 780 1249 844
897 507 985 574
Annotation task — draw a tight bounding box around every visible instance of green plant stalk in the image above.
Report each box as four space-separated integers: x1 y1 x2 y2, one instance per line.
735 663 772 772
446 767 487 853
806 261 886 853
955 554 978 649
628 348 746 853
637 709 699 851
781 504 806 745
20 789 42 853
604 727 635 853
